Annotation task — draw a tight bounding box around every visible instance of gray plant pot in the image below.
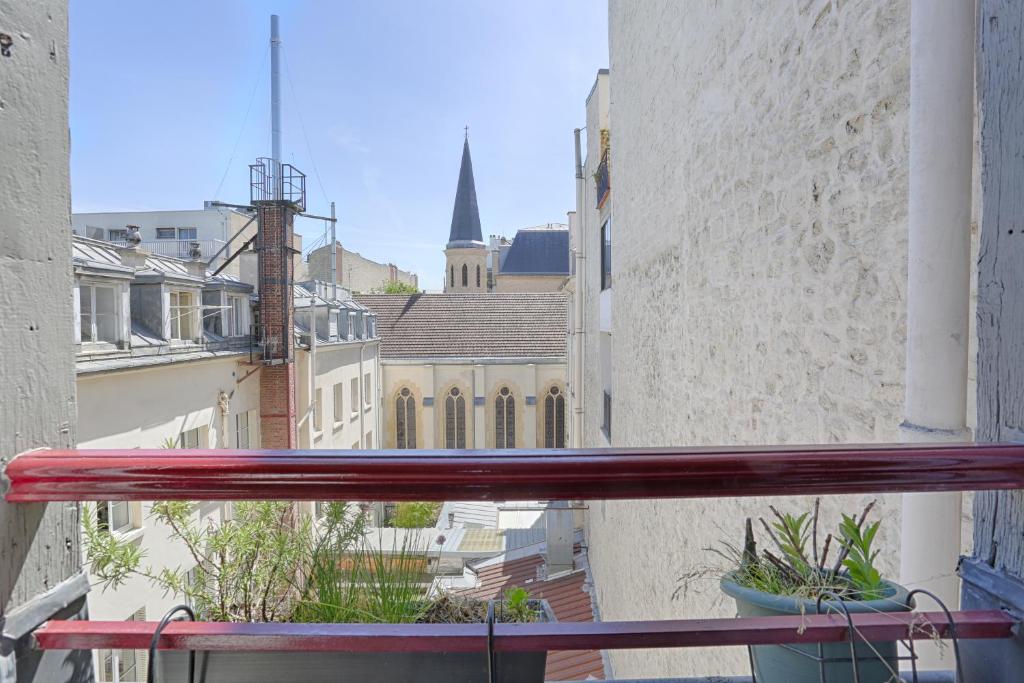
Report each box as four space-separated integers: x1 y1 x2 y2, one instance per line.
155 600 555 683
720 574 912 683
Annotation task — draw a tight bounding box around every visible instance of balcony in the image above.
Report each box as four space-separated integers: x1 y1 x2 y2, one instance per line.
595 148 610 209
6 442 1024 682
110 238 227 268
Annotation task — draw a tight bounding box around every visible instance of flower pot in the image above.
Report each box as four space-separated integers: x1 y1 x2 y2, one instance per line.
720 574 912 683
155 600 556 683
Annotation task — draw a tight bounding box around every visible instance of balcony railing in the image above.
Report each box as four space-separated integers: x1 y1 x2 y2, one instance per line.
7 442 1024 681
111 238 227 266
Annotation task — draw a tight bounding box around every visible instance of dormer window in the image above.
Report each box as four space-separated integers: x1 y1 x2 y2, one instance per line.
79 283 120 347
169 290 197 341
227 295 248 337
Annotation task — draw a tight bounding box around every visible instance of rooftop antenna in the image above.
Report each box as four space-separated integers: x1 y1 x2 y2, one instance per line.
270 14 282 199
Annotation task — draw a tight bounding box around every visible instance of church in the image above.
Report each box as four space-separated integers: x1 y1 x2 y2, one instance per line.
356 136 568 450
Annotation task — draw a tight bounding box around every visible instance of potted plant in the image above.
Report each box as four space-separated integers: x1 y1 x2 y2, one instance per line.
84 501 556 683
718 500 912 683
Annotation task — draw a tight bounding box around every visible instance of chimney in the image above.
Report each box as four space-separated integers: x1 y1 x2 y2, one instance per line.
545 500 574 575
117 226 148 268
186 241 207 279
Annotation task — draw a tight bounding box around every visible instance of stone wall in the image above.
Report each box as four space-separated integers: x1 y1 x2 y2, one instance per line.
307 242 418 293
493 273 568 293
589 1 916 677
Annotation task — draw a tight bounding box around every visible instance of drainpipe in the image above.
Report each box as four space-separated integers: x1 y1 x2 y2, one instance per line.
309 299 317 443
899 0 974 631
572 128 586 448
358 337 366 448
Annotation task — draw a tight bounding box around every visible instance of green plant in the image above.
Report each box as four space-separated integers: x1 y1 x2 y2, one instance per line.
374 281 419 294
501 586 534 623
390 502 440 528
714 499 884 602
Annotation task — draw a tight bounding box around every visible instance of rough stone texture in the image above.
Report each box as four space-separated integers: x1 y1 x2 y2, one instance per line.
0 2 90 679
590 1 920 677
973 0 1024 579
306 241 418 293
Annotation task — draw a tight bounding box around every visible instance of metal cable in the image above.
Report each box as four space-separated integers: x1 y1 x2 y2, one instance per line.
146 604 196 683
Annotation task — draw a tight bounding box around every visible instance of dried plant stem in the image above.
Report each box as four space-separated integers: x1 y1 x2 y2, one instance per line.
742 518 757 567
811 498 820 566
763 550 804 584
818 533 832 571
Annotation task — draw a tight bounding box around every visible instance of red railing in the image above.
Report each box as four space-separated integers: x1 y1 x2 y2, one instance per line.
6 442 1024 501
6 443 1023 668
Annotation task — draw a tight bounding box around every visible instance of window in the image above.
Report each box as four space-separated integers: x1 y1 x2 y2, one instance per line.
236 412 250 448
602 391 612 440
363 372 372 408
476 265 481 288
169 290 195 341
228 296 246 337
181 426 202 448
313 388 323 431
99 608 146 683
334 383 345 422
450 265 454 287
79 283 119 345
156 227 176 239
601 217 612 290
396 387 417 449
315 501 326 519
445 387 466 449
544 386 566 449
461 264 468 287
178 227 198 240
350 378 359 418
495 386 516 449
96 501 132 534
108 228 128 241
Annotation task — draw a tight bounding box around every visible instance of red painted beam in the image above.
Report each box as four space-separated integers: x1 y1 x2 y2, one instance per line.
34 611 1014 653
6 443 1024 502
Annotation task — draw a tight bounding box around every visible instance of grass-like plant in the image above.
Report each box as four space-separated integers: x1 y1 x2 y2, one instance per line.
723 499 886 601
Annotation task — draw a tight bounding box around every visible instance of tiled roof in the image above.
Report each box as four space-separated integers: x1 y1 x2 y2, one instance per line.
454 550 604 681
500 229 571 275
354 293 566 360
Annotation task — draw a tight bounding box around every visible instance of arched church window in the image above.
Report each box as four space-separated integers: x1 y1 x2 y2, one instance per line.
461 264 468 287
445 387 466 449
494 386 515 449
476 265 481 288
544 386 566 448
450 265 454 288
396 387 416 449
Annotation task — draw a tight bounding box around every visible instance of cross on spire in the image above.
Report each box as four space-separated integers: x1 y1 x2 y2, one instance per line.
464 125 469 141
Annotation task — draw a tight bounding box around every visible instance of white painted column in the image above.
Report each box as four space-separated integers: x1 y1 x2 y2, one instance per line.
900 0 974 637
473 364 486 449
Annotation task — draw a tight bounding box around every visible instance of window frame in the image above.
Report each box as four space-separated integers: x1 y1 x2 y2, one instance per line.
235 412 250 449
177 227 198 241
600 217 612 291
313 387 323 432
363 372 372 409
395 387 417 449
333 382 345 424
544 386 566 449
155 227 176 240
350 378 359 420
494 386 516 449
461 263 468 287
602 391 612 440
444 387 467 449
169 290 197 341
78 281 122 348
96 500 133 534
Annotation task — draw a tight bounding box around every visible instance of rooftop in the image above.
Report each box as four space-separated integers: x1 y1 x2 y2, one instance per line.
355 293 567 360
500 228 571 276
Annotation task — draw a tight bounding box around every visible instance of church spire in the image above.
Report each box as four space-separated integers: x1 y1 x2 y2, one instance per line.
447 135 484 247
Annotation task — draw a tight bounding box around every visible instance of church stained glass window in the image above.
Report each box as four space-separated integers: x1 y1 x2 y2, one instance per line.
495 386 515 449
445 387 466 449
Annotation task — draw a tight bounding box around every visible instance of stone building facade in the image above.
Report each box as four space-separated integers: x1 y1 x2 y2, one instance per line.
573 2 979 678
356 294 568 451
306 241 418 293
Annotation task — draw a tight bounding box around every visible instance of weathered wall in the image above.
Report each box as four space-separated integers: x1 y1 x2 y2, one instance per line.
307 242 418 293
589 1 915 677
0 3 89 679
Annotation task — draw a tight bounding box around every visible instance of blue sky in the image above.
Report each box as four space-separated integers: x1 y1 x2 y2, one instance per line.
69 1 608 290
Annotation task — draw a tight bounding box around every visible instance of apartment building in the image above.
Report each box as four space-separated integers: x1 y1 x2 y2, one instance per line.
72 237 379 682
305 242 418 293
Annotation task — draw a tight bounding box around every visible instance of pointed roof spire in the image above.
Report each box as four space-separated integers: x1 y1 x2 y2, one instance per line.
447 134 484 248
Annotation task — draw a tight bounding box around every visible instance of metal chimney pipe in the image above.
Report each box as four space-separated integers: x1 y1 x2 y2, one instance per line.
270 14 282 199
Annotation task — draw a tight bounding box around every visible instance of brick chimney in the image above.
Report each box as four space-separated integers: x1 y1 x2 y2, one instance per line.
257 202 299 449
